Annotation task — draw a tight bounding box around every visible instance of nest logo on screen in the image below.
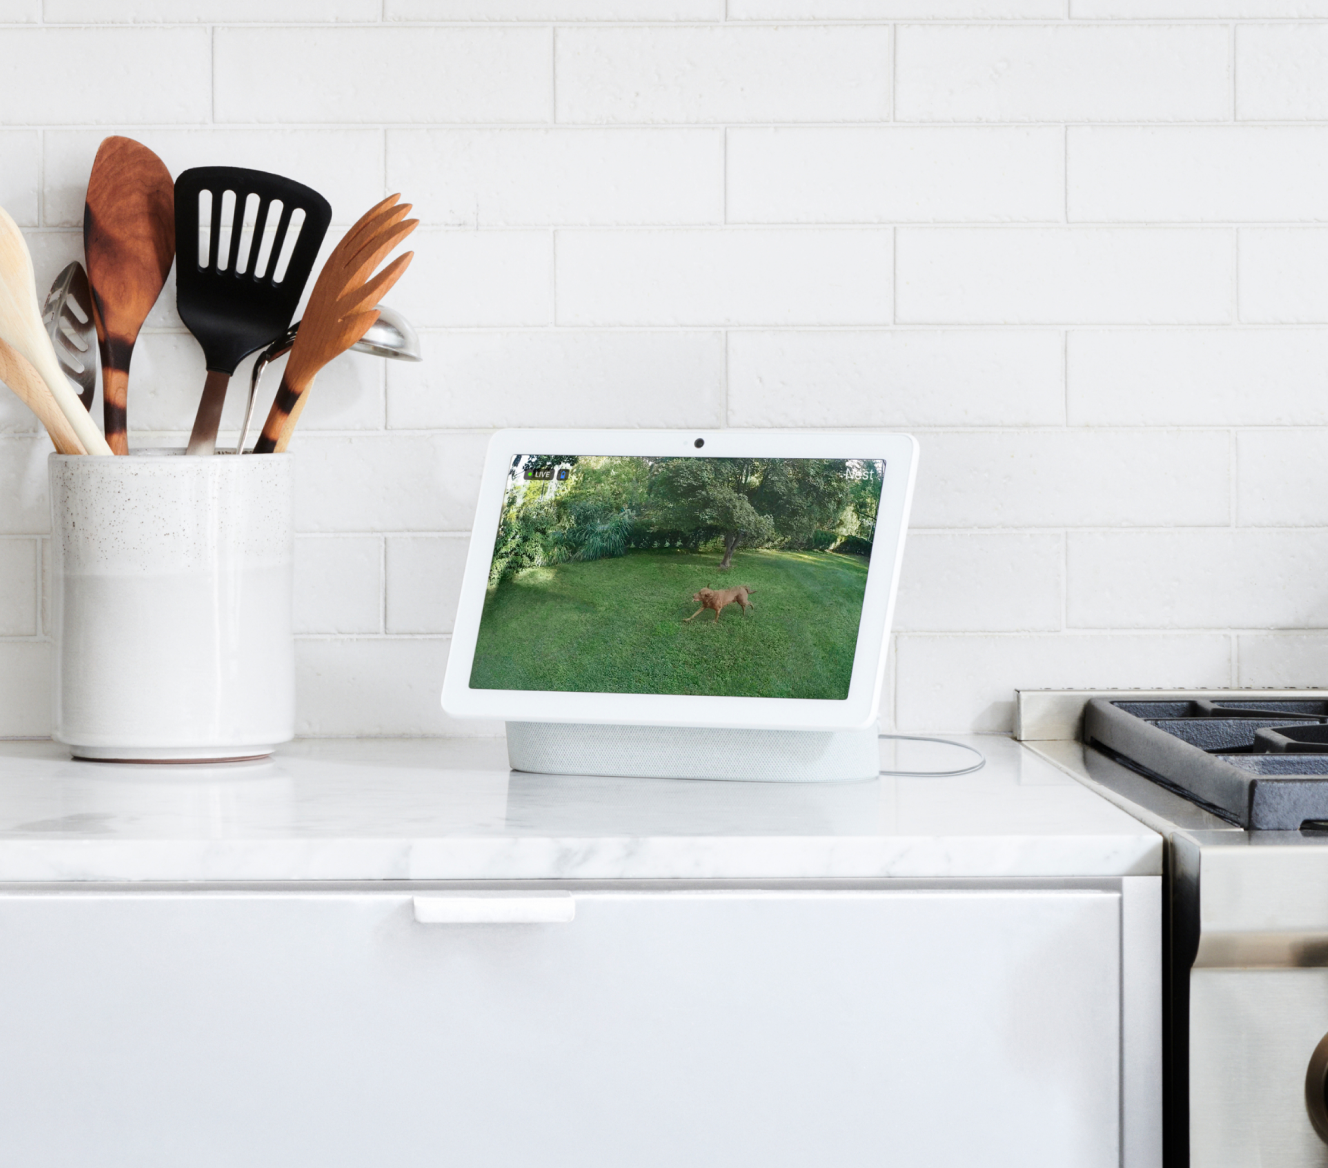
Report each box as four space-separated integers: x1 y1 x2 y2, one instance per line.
471 454 884 701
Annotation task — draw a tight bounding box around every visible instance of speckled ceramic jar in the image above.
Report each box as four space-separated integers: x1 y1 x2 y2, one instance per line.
49 451 294 763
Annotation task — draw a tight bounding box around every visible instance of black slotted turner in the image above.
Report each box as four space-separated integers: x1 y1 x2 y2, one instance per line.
175 167 332 455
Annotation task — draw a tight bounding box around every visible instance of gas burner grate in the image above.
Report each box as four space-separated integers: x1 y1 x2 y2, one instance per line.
1084 697 1328 829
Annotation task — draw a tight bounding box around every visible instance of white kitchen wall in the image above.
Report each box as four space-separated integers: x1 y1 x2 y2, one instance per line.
1 1 1326 737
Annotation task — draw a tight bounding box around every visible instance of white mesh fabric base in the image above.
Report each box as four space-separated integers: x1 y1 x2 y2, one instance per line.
505 722 880 783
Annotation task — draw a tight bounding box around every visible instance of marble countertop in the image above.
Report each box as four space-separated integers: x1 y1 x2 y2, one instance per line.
0 735 1160 883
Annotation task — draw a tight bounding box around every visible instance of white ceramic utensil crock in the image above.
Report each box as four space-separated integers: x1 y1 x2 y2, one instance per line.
49 450 294 763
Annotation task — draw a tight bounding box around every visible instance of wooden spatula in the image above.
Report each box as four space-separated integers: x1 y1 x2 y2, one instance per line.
254 194 416 454
0 205 110 456
84 136 175 455
0 336 86 455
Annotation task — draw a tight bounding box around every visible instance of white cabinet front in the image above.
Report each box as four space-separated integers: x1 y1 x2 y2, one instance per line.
0 889 1120 1168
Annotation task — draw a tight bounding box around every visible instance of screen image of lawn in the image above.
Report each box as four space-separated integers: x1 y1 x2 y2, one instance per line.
469 455 883 700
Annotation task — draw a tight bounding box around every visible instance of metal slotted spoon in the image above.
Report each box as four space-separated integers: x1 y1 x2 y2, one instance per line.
42 262 97 412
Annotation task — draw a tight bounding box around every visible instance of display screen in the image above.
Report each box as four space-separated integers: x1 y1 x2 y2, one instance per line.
469 455 886 700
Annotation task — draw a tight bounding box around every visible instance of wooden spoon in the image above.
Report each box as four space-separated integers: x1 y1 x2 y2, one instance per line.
0 205 110 455
0 336 87 455
84 136 175 455
254 194 417 454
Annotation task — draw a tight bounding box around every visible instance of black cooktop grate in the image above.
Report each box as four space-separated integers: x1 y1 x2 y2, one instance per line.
1084 698 1328 829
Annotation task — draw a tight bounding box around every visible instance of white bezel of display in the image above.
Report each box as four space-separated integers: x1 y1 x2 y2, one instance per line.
441 429 919 732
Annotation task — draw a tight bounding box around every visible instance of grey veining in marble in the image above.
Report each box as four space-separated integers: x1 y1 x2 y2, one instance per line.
0 735 1160 882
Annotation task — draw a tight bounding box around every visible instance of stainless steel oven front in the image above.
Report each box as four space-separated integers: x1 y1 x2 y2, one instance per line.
1019 689 1328 1168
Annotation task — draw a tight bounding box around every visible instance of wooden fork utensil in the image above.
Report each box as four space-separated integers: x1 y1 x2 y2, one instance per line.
253 194 416 454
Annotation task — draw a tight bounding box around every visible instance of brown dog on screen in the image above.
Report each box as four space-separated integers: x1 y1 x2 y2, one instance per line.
684 586 756 623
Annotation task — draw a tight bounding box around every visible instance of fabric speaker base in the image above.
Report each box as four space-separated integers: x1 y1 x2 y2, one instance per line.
505 721 880 783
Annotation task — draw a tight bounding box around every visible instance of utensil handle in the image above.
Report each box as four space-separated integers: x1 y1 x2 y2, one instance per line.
186 369 231 456
237 333 295 454
412 894 576 925
0 343 86 455
101 364 129 456
252 368 311 455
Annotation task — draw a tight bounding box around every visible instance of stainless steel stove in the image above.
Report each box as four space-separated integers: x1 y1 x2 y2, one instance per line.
1019 689 1328 1168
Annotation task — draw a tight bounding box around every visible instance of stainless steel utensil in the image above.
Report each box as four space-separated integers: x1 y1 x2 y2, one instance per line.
235 304 421 454
42 262 97 412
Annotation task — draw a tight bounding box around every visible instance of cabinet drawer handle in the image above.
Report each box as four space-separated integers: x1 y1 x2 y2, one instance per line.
412 894 575 925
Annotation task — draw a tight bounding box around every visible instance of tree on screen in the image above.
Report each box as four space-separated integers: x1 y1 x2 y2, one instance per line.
647 458 849 570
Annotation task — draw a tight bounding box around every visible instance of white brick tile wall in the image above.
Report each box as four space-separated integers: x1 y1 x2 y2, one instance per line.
0 440 50 536
385 535 471 635
1079 2 1328 15
0 539 37 637
895 25 1231 123
0 388 39 436
295 638 500 736
910 430 1230 528
557 229 892 326
388 331 724 430
1069 127 1328 222
1238 634 1328 687
1068 330 1328 426
215 28 553 124
733 0 1065 15
47 1 379 19
294 434 489 534
897 228 1234 324
727 330 1064 428
0 133 39 229
728 128 1063 224
392 230 553 328
388 130 723 228
1236 430 1328 526
555 26 892 124
894 533 1063 632
1237 24 1328 120
295 536 383 635
1239 230 1328 322
0 30 211 124
387 0 723 18
7 9 1328 739
0 643 50 737
894 633 1233 732
1068 530 1328 629
38 537 47 638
